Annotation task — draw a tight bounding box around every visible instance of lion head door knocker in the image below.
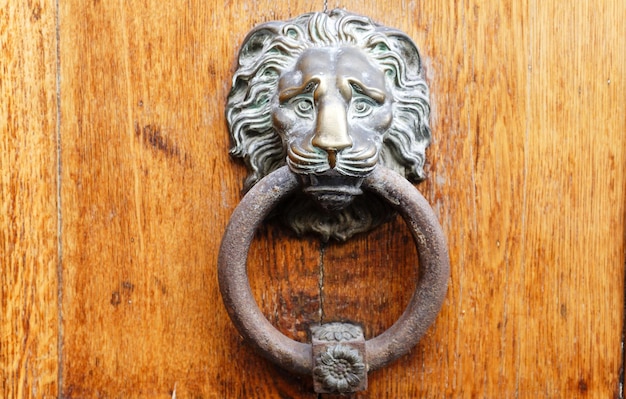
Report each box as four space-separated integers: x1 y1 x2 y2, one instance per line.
218 9 449 394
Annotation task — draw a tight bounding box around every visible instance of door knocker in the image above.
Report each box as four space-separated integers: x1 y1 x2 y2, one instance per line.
218 9 449 394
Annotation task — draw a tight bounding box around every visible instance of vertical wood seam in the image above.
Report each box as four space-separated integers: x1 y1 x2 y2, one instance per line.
55 0 64 395
617 190 626 399
453 0 470 393
620 264 625 399
617 107 626 399
318 243 326 324
118 0 146 254
516 1 533 397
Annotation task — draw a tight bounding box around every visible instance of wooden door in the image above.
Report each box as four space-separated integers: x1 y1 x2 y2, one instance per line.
3 1 626 397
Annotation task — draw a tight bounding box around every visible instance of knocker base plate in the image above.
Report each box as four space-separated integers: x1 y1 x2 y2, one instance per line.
311 323 367 394
226 8 433 241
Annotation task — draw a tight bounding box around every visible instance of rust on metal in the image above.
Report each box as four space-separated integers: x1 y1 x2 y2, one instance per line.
217 165 449 390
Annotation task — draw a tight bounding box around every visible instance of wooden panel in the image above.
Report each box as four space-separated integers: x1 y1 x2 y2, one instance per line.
58 1 320 397
0 0 59 398
57 1 626 398
517 1 626 396
321 1 626 398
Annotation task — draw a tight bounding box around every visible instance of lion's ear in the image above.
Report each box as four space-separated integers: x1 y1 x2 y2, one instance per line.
238 24 281 68
385 32 423 78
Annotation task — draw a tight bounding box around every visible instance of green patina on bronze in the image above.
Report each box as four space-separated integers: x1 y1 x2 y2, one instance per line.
226 9 431 241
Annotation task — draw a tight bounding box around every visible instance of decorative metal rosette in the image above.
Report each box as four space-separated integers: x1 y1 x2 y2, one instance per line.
310 322 367 393
313 344 366 393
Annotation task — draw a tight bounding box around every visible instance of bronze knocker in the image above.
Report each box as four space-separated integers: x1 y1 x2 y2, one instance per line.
218 9 449 394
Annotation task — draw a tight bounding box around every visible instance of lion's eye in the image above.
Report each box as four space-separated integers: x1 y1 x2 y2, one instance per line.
293 97 314 118
351 98 375 117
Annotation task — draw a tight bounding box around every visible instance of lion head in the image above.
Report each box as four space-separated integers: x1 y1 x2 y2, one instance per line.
226 9 431 241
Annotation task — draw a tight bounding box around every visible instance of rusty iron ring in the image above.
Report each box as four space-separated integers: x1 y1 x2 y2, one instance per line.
218 165 449 374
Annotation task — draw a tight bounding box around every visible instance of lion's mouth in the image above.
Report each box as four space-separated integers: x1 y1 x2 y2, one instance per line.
301 171 365 211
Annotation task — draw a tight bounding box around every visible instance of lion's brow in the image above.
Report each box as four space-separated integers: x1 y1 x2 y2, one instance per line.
345 78 386 104
279 79 319 103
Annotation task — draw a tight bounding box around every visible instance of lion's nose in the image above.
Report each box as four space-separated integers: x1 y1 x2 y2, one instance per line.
312 97 352 160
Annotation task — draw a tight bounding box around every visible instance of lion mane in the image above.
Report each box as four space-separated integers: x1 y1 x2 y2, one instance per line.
226 9 432 240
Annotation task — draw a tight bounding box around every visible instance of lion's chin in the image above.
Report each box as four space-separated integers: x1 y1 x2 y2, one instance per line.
300 171 365 211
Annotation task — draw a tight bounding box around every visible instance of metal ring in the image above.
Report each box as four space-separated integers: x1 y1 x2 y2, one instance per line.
218 165 449 374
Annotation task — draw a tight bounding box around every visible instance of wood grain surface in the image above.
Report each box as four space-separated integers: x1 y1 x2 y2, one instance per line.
2 0 625 398
1 1 59 398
